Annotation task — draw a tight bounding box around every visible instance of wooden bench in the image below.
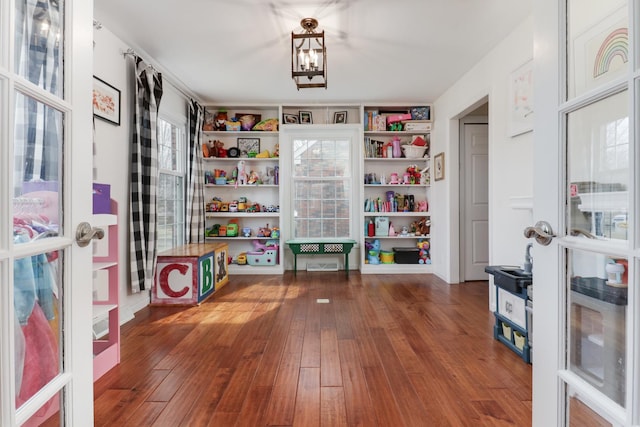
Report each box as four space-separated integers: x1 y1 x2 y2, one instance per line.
286 238 357 277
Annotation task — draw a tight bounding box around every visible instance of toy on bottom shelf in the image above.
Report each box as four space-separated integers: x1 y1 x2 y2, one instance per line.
365 239 381 264
247 239 279 266
417 240 431 264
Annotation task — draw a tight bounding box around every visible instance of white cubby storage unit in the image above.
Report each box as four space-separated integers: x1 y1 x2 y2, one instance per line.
202 105 283 274
92 199 120 380
360 104 433 274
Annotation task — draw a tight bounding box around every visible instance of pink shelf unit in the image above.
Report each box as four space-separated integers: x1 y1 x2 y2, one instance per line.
92 198 120 381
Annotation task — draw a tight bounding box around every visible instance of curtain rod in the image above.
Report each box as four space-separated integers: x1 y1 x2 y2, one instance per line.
122 48 197 103
123 48 157 73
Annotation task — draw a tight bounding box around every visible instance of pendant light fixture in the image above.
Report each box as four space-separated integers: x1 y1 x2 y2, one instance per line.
291 18 327 89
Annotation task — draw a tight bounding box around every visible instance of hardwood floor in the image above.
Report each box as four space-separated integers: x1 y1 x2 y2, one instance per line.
93 272 532 426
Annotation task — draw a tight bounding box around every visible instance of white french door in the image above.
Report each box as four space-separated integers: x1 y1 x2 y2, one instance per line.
534 0 638 425
1 1 95 425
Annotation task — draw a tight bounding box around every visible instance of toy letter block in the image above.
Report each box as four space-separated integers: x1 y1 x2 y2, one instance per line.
199 254 215 298
152 243 229 306
155 260 195 303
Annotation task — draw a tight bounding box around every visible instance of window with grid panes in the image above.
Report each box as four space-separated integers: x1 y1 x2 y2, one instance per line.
157 118 185 251
292 137 351 238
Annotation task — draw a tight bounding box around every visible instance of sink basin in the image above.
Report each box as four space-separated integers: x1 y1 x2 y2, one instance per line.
485 265 532 294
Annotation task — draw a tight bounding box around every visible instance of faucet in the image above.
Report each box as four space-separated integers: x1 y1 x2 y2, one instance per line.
523 243 533 274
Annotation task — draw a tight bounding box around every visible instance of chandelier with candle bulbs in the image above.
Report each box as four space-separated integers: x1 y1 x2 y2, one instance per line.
291 18 327 89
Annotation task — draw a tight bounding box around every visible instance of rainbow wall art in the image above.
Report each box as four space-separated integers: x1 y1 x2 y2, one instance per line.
593 27 628 78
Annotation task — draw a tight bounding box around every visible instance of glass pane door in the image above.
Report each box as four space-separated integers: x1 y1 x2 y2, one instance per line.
560 0 633 424
13 90 65 426
3 1 95 425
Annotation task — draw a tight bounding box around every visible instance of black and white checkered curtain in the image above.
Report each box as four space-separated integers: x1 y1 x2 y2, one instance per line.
129 58 163 293
186 100 205 243
14 0 62 193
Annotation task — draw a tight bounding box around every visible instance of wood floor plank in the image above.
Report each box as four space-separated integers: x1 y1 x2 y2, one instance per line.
320 328 342 387
333 298 355 340
293 367 320 427
95 369 171 426
94 274 532 427
361 365 405 426
263 343 303 425
93 389 133 427
215 339 266 413
337 339 377 427
301 330 321 368
123 401 167 427
234 386 273 427
369 327 430 427
321 386 348 427
251 300 295 387
178 367 234 427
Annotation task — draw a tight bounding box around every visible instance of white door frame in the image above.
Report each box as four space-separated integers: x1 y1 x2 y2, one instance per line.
445 96 490 284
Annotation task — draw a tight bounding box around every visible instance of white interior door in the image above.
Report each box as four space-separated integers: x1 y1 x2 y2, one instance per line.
2 1 95 425
461 122 489 280
533 0 637 425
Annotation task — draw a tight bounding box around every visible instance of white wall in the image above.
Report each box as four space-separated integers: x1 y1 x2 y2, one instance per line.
432 17 534 284
93 26 189 320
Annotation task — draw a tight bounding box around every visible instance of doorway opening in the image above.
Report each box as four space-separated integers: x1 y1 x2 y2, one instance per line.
459 102 489 281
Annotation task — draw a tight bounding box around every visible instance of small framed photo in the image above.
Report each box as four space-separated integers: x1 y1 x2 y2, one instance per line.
237 138 260 157
299 110 313 124
333 111 347 124
283 113 299 124
434 152 445 181
202 108 215 131
93 76 121 125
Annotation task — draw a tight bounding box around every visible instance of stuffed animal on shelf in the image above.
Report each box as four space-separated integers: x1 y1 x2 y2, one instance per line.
214 111 227 131
215 140 227 157
416 217 431 236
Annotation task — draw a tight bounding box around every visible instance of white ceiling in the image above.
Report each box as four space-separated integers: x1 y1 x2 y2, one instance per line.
93 0 531 104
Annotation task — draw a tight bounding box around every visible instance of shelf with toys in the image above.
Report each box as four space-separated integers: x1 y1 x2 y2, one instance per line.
360 104 432 274
201 104 283 275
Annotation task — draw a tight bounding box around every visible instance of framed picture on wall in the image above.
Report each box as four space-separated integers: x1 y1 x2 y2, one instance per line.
434 152 445 181
283 113 299 124
508 59 533 136
333 111 347 124
237 138 260 157
299 110 313 124
93 76 121 125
